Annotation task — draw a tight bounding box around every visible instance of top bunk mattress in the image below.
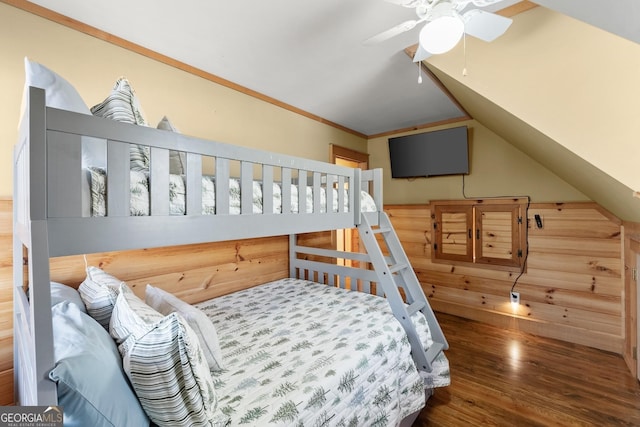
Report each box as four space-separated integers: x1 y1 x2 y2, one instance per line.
194 278 450 426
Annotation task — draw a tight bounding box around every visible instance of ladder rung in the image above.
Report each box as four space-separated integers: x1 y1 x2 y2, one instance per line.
388 262 409 274
425 342 446 364
406 300 426 316
373 226 392 234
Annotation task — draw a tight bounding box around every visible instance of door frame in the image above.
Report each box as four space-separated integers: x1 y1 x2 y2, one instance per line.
330 144 369 271
330 144 369 170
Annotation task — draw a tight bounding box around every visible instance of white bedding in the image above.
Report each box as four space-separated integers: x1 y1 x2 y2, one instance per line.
87 168 377 216
195 278 450 426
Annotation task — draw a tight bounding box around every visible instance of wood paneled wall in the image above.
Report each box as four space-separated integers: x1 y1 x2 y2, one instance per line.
49 237 290 303
0 199 14 405
385 203 626 355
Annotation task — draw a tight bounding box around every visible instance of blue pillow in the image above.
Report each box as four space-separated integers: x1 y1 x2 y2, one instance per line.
49 301 149 427
50 282 86 313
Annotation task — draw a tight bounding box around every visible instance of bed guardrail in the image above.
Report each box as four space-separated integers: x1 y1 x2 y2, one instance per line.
18 87 382 257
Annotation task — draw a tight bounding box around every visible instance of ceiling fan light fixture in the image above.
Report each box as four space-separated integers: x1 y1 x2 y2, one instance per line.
419 15 464 54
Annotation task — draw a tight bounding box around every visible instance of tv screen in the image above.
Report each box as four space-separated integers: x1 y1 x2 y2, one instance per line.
388 126 469 178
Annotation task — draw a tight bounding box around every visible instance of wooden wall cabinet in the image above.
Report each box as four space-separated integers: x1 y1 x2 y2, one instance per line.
431 198 528 272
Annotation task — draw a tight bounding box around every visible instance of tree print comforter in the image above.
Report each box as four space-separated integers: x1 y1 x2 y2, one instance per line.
195 278 450 426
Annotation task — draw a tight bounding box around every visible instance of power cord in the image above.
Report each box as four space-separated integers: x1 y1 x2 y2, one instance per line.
510 197 530 296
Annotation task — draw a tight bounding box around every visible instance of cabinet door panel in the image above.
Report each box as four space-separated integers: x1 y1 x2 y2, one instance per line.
434 205 473 262
475 205 522 267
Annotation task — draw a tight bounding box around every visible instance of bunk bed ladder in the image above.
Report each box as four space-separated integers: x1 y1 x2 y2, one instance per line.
358 212 448 374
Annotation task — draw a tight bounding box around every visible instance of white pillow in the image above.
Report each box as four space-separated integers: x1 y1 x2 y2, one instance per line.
112 284 227 427
78 266 125 330
50 281 87 313
23 57 90 114
22 58 106 169
145 285 224 371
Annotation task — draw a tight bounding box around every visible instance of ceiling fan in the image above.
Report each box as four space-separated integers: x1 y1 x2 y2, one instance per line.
364 0 513 62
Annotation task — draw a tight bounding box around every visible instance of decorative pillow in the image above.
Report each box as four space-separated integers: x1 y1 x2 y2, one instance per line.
49 301 149 427
78 266 125 329
110 283 164 347
112 285 227 427
50 282 86 313
157 116 186 175
90 77 149 171
145 285 225 371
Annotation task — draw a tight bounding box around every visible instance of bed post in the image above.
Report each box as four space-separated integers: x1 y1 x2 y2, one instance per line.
372 168 383 214
289 234 297 279
26 223 57 405
352 168 361 226
13 146 26 405
13 87 57 405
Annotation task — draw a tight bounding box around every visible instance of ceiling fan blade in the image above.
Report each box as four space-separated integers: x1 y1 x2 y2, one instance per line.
469 0 508 7
363 19 420 45
383 0 423 8
456 0 508 8
462 9 512 42
412 44 433 62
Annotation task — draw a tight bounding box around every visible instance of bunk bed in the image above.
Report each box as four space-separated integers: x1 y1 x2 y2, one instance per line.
13 68 449 426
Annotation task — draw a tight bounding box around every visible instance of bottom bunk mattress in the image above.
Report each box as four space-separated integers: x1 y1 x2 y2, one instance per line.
194 278 450 426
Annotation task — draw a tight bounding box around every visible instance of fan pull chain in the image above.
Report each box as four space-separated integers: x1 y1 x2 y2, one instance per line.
418 62 423 84
462 28 468 76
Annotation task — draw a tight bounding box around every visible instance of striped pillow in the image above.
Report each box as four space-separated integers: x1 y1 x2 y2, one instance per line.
145 285 225 371
90 78 150 171
157 116 186 175
78 266 124 329
112 284 228 427
110 284 164 347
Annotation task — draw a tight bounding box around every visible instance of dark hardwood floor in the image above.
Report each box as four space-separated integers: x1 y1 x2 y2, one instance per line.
416 313 640 426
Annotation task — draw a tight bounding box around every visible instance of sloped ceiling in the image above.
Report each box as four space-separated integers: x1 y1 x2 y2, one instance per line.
424 5 640 222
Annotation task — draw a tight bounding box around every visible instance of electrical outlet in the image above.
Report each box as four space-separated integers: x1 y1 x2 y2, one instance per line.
510 291 520 305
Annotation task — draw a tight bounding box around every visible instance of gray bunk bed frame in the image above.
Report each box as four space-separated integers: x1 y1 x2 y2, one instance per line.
13 86 448 407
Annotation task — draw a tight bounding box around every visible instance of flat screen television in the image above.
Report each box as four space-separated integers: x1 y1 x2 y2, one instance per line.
388 126 469 178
